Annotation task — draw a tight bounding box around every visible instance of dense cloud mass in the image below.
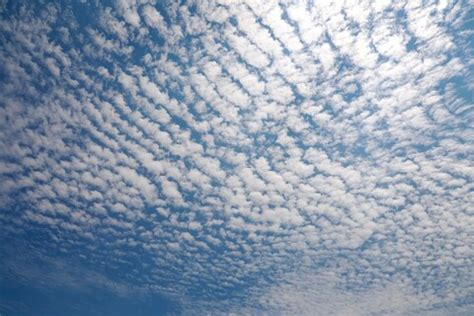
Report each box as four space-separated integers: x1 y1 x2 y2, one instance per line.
0 0 473 315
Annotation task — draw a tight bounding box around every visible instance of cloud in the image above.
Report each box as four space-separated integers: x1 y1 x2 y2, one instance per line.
0 0 472 315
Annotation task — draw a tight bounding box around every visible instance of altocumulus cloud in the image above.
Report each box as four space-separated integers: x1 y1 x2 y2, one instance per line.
0 0 473 315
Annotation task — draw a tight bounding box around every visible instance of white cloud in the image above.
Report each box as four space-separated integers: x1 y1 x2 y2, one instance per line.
0 0 472 314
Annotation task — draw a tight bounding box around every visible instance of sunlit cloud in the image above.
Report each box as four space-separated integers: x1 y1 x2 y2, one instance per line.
0 0 473 315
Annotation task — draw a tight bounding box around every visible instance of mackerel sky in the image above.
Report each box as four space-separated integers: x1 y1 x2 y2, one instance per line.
0 0 473 315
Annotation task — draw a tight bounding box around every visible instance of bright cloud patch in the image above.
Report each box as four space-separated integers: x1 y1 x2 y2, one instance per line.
0 0 473 315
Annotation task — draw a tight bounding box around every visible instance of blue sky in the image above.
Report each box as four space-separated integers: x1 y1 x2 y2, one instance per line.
0 0 473 315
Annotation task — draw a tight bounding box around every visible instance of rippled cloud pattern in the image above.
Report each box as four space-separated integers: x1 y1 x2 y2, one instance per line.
0 0 473 315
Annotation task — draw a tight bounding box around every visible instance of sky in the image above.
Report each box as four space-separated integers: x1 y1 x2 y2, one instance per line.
0 0 473 315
